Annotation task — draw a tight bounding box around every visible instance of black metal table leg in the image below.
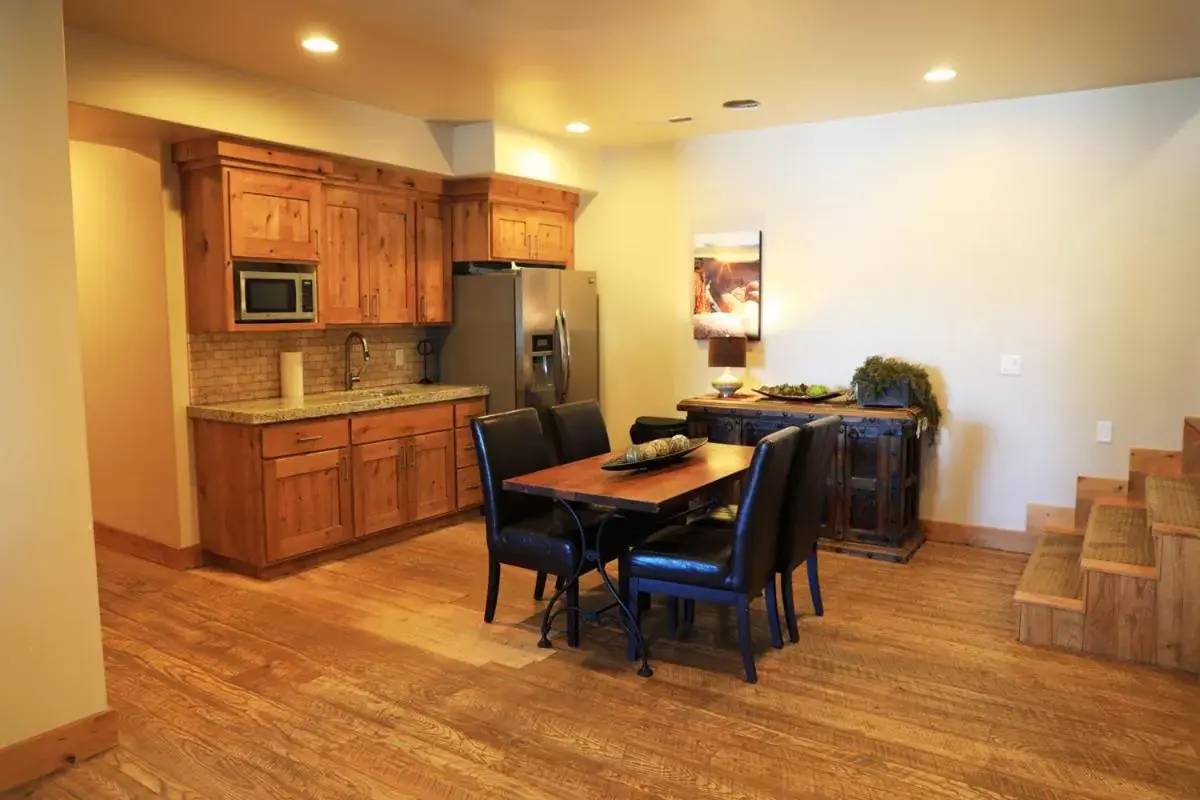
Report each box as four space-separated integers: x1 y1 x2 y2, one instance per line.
537 502 654 677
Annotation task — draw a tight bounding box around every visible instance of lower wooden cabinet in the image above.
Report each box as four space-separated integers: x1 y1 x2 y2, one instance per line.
263 447 353 561
352 430 454 537
194 398 486 575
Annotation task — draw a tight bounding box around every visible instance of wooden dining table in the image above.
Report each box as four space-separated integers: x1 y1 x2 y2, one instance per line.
503 441 756 676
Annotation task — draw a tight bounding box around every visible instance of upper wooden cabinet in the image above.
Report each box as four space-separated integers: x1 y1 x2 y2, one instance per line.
322 188 430 326
446 178 579 267
227 170 323 262
416 200 451 324
174 137 564 331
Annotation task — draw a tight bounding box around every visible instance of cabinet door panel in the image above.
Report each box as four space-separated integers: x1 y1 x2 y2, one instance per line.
322 188 368 324
227 169 322 261
368 194 415 324
416 200 450 323
490 204 531 260
531 210 570 263
352 439 411 536
263 448 352 561
410 430 454 522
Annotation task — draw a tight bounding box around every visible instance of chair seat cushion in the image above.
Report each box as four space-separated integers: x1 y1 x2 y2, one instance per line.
623 523 736 589
497 507 643 574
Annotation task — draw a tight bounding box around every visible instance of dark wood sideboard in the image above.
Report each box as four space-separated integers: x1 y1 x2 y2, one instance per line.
678 395 927 562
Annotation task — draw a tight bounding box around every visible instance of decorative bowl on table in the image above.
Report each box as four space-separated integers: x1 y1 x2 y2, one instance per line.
753 384 842 403
601 436 708 472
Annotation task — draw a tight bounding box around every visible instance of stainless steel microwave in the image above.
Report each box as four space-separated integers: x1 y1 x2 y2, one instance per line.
234 264 317 323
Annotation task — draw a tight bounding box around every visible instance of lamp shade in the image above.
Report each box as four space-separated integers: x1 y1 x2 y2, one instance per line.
708 336 747 368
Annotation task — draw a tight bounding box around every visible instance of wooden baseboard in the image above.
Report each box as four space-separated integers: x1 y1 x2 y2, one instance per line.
0 709 118 792
94 522 201 570
921 520 1037 554
206 507 481 580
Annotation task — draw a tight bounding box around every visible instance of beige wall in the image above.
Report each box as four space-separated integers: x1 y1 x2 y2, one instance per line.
0 0 108 748
577 78 1200 531
71 139 194 548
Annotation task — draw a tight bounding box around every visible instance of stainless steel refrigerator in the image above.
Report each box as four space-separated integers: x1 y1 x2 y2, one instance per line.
440 267 599 415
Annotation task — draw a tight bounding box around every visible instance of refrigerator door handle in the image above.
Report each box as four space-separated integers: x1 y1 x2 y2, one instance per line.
553 309 566 403
561 308 572 401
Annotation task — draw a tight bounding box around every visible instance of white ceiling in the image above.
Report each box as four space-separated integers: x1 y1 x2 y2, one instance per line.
63 0 1200 145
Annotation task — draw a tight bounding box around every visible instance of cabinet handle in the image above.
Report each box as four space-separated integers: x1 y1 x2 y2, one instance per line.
296 435 323 443
341 456 349 482
361 294 368 317
409 444 416 468
461 445 474 452
420 296 427 321
464 481 480 491
371 293 379 320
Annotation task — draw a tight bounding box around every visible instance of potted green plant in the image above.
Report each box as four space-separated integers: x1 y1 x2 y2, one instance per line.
851 355 941 435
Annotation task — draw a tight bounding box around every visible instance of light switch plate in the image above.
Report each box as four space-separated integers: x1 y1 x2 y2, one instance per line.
1000 354 1022 376
1096 421 1113 444
395 350 405 366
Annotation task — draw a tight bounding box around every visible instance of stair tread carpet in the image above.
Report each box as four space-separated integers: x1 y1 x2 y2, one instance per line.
1146 475 1200 537
1014 532 1084 611
1081 504 1156 577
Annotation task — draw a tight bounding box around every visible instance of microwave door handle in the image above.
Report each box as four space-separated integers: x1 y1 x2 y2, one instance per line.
239 273 249 317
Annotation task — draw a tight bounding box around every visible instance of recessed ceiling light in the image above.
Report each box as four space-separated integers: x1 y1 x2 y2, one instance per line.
667 115 693 124
565 121 590 134
722 99 760 110
924 67 957 83
302 35 339 54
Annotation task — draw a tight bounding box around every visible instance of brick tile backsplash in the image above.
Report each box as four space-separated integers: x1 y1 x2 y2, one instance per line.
189 328 426 404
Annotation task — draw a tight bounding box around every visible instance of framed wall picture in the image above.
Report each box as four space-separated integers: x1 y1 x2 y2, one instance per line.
692 231 762 340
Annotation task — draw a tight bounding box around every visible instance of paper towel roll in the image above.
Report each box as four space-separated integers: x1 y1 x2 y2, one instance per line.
280 351 304 399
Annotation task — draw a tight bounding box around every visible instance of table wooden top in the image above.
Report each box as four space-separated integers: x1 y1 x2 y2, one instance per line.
678 394 922 422
502 442 754 514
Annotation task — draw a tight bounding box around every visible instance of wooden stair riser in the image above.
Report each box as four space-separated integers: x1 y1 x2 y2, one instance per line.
1128 448 1182 503
1082 570 1157 665
1155 532 1200 672
1183 417 1200 476
1016 602 1083 652
1075 476 1127 530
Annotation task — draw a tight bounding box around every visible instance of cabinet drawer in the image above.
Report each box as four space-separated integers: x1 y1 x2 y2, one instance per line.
261 417 349 459
454 398 487 429
352 404 453 445
457 466 482 509
455 426 478 468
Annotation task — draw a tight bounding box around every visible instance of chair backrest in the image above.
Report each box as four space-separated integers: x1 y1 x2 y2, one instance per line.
547 400 611 463
471 409 556 549
778 416 842 571
729 426 800 594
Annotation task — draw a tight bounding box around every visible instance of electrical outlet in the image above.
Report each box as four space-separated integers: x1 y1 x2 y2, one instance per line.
1096 421 1113 444
1000 354 1022 376
395 350 405 367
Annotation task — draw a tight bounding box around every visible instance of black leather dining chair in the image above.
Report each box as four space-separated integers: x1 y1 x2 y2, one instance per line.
775 416 841 641
620 426 800 683
547 400 611 464
692 417 842 643
471 408 626 647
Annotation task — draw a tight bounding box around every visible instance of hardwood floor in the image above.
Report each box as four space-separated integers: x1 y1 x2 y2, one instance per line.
15 521 1200 799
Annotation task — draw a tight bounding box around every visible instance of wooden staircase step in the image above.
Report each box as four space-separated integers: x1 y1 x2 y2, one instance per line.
1146 475 1200 537
1014 532 1084 612
1081 504 1156 579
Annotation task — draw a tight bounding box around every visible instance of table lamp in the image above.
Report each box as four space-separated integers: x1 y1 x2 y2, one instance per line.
708 336 747 398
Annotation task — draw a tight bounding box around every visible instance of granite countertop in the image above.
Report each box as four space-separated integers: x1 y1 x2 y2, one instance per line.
188 384 490 425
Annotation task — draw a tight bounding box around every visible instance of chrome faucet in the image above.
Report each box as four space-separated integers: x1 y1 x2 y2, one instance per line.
344 331 370 390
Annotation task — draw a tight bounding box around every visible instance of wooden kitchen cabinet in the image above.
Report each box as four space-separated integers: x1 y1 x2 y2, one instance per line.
194 399 484 577
320 188 417 325
447 178 579 267
262 447 353 561
416 200 451 324
352 430 453 536
321 187 370 325
228 168 323 262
